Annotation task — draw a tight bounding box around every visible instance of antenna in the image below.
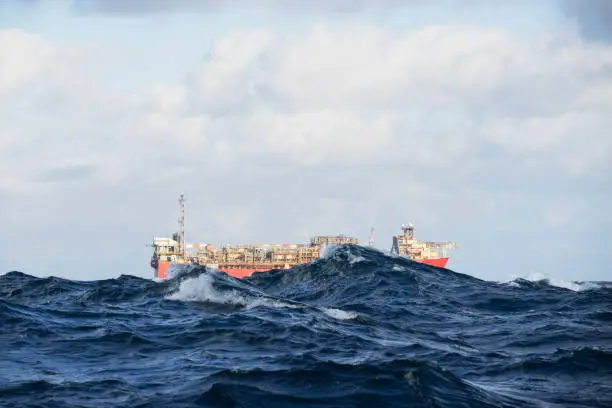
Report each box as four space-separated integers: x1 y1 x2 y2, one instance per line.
178 193 186 256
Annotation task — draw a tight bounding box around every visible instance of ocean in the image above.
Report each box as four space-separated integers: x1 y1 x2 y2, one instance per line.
1 244 610 407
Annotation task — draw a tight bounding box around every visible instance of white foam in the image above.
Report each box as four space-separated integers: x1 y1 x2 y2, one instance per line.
166 274 296 310
318 244 339 259
167 274 360 321
348 254 366 265
504 272 602 292
318 245 365 265
321 307 359 320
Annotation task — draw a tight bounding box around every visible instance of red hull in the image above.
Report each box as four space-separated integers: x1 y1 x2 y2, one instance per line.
155 258 449 279
416 257 448 268
153 262 274 279
155 261 171 279
218 267 273 278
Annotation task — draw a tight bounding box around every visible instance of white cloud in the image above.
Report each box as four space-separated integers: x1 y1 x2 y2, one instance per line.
0 29 92 102
1 21 611 280
155 24 611 177
0 29 102 194
0 29 52 99
5 24 611 187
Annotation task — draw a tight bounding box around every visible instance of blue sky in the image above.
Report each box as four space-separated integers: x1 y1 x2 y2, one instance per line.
0 0 611 283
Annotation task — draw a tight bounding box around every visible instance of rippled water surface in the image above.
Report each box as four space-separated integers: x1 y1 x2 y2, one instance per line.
1 245 611 407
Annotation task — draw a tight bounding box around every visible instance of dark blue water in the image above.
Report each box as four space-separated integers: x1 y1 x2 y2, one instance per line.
1 245 611 407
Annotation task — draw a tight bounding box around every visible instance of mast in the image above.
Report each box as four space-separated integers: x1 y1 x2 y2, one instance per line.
369 227 375 246
178 193 186 256
401 223 414 239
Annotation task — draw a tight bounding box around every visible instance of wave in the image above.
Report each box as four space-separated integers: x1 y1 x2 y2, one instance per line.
165 271 360 322
189 359 533 408
503 272 607 292
1 244 610 408
0 359 535 408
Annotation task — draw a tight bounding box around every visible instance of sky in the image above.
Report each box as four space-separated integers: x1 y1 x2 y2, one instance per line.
1 0 611 283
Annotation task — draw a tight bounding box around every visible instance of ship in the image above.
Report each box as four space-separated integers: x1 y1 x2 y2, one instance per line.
149 194 457 279
389 223 457 268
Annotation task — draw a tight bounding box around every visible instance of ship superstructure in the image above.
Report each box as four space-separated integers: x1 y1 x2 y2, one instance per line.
390 223 458 268
150 194 359 279
150 195 457 279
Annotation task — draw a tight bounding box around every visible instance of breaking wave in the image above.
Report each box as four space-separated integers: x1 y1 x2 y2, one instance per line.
504 271 609 292
1 244 610 407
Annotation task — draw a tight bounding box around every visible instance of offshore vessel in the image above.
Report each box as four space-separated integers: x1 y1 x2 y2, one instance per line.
149 195 457 279
389 223 457 268
149 194 359 279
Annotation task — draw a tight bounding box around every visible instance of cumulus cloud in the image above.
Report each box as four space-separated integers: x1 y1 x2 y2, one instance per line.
147 25 612 176
1 20 611 280
6 23 612 170
3 23 612 191
0 29 60 100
